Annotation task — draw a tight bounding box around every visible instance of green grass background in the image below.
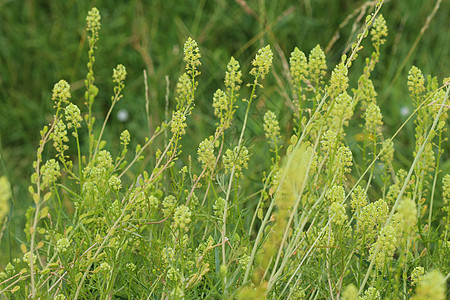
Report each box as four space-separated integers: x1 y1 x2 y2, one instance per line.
0 0 449 265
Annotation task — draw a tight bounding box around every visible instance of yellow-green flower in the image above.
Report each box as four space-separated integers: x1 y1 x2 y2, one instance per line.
41 159 61 189
223 146 250 179
225 56 242 92
173 205 191 231
184 37 201 76
263 110 281 147
250 45 273 79
52 80 71 105
308 45 327 88
0 176 11 221
113 64 127 85
86 7 101 33
197 136 216 171
65 103 82 130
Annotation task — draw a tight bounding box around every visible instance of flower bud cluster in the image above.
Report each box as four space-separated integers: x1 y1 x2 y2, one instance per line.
184 37 201 77
173 205 191 231
369 224 398 269
223 146 250 179
308 45 327 88
263 110 281 147
250 45 273 79
197 137 216 171
41 159 61 189
65 103 82 131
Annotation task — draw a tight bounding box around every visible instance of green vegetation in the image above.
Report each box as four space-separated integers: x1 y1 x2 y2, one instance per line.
0 1 449 299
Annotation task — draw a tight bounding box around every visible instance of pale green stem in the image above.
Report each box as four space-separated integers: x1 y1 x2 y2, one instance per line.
29 108 62 298
222 74 259 267
428 130 442 230
74 126 83 189
92 92 121 162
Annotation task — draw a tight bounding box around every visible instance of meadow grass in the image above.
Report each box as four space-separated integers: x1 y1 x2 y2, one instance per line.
0 1 449 299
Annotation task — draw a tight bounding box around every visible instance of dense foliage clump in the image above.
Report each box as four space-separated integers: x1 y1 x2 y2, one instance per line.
0 3 449 299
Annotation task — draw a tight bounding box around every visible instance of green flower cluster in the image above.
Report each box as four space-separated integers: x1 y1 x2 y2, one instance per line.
98 262 111 273
120 130 130 146
22 252 37 267
52 80 71 106
41 159 61 189
329 202 347 225
170 110 187 136
350 185 368 212
162 195 176 217
212 88 227 116
53 120 69 161
81 150 114 203
223 146 250 179
213 197 226 223
370 14 388 53
0 176 11 221
96 150 113 170
360 287 381 300
327 61 348 99
290 47 308 87
112 64 127 101
443 174 450 204
173 205 191 231
290 47 308 110
395 197 417 235
120 130 130 156
210 56 242 132
326 185 345 204
407 66 426 103
86 7 101 39
113 64 127 86
308 45 327 89
108 175 122 191
329 92 353 130
369 224 398 269
225 57 242 92
148 195 159 210
380 139 394 166
364 102 383 136
56 237 71 253
263 110 281 147
332 146 353 181
410 266 425 286
320 130 337 157
175 73 193 109
357 199 388 240
64 103 82 131
355 76 377 111
250 45 273 79
385 169 408 205
197 136 215 171
184 37 201 77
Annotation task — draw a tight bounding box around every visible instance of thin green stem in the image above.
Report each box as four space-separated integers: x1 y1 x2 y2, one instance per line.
222 74 260 267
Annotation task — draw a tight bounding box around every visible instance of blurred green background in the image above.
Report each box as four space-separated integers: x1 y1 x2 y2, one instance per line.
0 0 448 264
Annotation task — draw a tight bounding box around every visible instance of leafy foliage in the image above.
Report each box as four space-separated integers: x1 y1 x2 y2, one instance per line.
1 3 449 299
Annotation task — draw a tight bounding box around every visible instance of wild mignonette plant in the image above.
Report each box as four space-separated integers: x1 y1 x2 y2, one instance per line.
1 3 449 299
